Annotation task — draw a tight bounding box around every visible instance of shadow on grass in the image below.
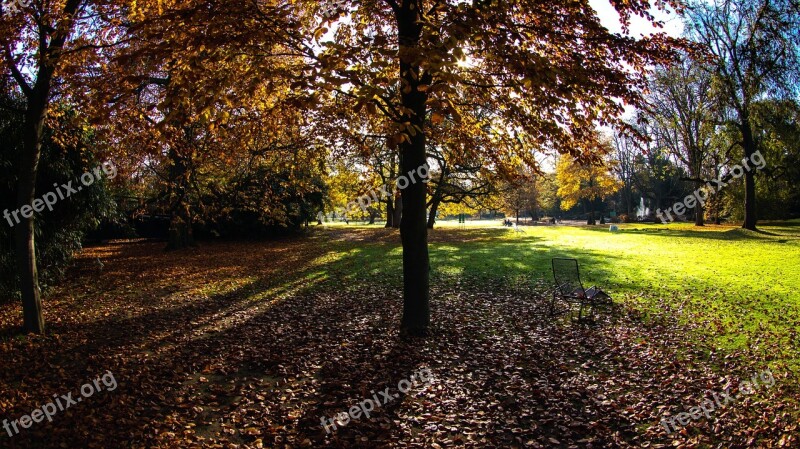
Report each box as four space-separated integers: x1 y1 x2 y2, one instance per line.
4 226 790 447
584 226 790 242
430 233 623 287
0 230 659 448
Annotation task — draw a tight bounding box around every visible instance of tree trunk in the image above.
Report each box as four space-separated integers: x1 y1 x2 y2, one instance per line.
165 149 194 250
427 196 440 229
7 0 79 335
397 1 430 337
426 163 446 229
385 198 394 228
741 121 757 230
694 188 705 227
16 107 46 334
625 187 633 216
392 191 402 228
167 214 193 250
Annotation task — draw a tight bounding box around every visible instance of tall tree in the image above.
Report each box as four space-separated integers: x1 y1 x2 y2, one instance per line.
611 131 638 217
648 57 716 226
310 0 682 335
685 0 800 230
500 170 539 225
126 0 684 336
0 0 121 333
556 153 621 225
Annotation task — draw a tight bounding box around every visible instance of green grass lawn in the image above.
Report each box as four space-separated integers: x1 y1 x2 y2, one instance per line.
5 221 796 447
312 219 800 371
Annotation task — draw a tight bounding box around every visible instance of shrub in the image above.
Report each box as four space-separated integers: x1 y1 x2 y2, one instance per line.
0 98 117 302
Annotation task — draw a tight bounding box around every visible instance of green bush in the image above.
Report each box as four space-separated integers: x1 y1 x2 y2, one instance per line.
0 97 118 303
199 165 326 238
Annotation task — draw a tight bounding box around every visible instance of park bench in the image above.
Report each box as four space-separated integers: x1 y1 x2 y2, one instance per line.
549 258 612 320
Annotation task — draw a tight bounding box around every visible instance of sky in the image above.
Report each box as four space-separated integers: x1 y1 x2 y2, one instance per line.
529 2 685 172
589 0 685 38
319 1 687 173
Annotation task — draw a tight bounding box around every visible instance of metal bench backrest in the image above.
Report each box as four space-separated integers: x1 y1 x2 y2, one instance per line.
552 258 585 297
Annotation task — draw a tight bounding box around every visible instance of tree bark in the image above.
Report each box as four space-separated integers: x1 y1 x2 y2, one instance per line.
741 120 757 230
426 162 446 229
625 186 633 216
166 150 194 250
167 214 193 250
16 105 47 334
427 196 440 229
694 180 705 227
9 0 83 334
397 0 430 337
385 198 394 228
392 191 402 228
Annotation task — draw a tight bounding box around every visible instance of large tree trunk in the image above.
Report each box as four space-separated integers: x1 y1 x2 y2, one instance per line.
625 186 633 216
385 198 394 228
392 191 402 228
426 164 445 229
741 121 757 230
166 149 194 250
9 0 80 334
695 204 705 226
167 213 193 250
16 107 46 334
397 1 430 337
427 196 440 229
694 180 705 227
687 144 706 227
584 199 596 225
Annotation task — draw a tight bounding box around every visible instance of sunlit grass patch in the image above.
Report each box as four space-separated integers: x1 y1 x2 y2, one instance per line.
312 220 800 372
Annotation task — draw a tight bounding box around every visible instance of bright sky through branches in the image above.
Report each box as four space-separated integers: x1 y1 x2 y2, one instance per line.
589 0 684 38
318 1 685 173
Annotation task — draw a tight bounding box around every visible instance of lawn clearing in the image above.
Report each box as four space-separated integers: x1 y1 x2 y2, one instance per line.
322 220 800 371
439 220 800 370
0 223 797 448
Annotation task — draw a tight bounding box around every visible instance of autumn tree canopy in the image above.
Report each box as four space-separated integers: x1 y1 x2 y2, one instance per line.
3 0 685 335
1 0 125 333
685 0 800 230
292 0 682 335
556 152 622 225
